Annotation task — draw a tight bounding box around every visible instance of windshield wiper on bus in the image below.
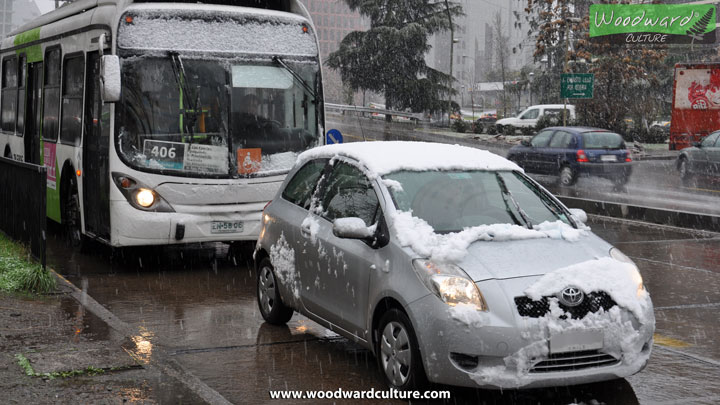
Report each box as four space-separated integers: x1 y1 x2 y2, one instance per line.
272 56 317 101
495 173 533 229
170 52 200 138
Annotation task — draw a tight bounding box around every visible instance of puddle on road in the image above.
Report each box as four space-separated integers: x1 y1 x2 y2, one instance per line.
59 296 112 343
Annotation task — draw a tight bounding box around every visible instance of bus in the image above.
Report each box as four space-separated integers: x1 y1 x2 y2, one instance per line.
670 63 720 150
0 0 324 249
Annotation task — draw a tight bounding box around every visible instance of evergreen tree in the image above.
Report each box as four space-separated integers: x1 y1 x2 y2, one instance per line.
326 0 462 116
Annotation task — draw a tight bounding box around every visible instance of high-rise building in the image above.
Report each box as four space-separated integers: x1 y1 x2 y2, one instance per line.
299 0 368 104
1 0 42 40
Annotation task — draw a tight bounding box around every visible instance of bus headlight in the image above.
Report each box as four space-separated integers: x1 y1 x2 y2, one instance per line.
135 189 155 208
112 172 175 212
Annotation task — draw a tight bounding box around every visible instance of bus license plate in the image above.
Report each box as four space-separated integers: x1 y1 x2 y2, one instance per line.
211 221 244 234
601 155 617 162
550 329 603 354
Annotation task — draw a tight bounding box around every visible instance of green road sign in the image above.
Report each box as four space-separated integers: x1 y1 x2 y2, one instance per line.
561 73 594 99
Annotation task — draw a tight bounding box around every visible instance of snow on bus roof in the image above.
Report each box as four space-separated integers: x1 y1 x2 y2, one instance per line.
297 141 521 176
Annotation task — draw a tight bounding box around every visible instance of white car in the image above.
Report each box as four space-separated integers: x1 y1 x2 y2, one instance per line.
496 104 577 134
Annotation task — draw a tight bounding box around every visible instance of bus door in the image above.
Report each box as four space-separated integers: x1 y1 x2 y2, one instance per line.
24 62 42 164
82 51 110 239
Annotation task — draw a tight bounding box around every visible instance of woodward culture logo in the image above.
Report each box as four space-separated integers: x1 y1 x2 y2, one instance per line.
589 4 716 45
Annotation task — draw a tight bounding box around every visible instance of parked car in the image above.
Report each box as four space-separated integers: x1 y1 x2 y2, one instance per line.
255 141 654 390
677 130 720 184
495 104 576 135
507 127 633 187
474 110 497 133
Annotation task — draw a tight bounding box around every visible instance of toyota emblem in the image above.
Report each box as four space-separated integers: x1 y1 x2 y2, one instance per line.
558 286 584 307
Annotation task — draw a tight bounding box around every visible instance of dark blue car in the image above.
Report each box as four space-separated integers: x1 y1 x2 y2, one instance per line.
507 127 632 186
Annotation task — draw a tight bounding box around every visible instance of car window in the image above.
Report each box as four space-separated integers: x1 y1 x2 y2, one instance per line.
545 108 570 116
582 132 625 149
520 108 539 119
548 131 573 148
281 159 327 210
319 162 379 226
530 130 554 147
701 132 719 147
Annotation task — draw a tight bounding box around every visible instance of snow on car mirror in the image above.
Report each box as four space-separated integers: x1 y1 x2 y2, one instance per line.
333 217 374 240
569 208 588 224
101 55 121 103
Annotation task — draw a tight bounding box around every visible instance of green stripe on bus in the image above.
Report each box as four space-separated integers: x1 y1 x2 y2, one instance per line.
14 28 42 63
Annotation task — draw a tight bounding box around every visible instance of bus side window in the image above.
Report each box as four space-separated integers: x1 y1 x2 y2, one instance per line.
17 55 26 136
42 48 61 142
60 55 84 146
1 56 18 133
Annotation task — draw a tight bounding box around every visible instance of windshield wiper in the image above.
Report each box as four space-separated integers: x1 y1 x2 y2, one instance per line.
495 173 533 229
170 52 200 138
272 56 317 101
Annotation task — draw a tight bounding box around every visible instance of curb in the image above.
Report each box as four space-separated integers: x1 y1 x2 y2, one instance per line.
50 270 233 405
558 196 720 233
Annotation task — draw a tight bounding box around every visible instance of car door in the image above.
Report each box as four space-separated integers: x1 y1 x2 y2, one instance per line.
706 132 720 174
543 129 574 174
696 132 719 174
302 160 383 340
524 129 555 173
518 107 540 128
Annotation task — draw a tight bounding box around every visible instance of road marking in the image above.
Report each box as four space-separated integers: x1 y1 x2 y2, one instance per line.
654 345 720 368
630 256 717 275
653 333 692 348
655 302 720 310
682 186 720 194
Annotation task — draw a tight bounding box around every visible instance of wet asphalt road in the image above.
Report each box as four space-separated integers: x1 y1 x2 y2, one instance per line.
47 216 720 404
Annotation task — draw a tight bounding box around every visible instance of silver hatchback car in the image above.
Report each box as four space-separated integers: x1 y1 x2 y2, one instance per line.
254 141 654 390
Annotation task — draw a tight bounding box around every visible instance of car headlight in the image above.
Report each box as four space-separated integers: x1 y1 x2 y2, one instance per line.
610 247 646 297
112 172 175 212
412 259 488 311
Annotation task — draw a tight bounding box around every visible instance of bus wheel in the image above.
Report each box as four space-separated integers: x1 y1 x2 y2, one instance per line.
64 176 87 252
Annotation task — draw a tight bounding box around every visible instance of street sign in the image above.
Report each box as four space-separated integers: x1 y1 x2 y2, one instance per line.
561 73 594 99
326 129 343 144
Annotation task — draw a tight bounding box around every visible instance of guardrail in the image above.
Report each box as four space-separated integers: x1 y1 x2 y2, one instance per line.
0 157 47 268
325 103 427 121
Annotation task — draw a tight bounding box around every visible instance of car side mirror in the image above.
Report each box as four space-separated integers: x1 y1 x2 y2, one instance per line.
101 55 121 103
568 208 587 224
692 142 702 148
333 217 375 240
521 140 531 147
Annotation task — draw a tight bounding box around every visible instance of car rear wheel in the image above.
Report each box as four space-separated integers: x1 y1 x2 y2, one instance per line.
559 166 577 186
376 309 426 390
257 258 293 325
678 158 692 182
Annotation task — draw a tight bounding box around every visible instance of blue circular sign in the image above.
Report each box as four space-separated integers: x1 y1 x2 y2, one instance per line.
326 129 343 145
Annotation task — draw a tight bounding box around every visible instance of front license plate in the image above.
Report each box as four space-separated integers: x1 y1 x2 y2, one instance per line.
600 154 617 162
211 221 244 234
550 330 603 354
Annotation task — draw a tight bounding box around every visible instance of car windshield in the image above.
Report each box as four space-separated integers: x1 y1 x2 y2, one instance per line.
582 132 625 150
383 170 570 233
115 55 321 178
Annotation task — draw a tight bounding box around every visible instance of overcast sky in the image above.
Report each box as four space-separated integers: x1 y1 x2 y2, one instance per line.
35 0 56 15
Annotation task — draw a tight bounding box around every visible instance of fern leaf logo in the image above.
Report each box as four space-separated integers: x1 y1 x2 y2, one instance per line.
686 8 714 41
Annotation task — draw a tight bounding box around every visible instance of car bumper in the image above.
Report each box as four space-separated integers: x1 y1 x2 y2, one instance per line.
406 291 654 389
576 162 632 179
110 200 265 246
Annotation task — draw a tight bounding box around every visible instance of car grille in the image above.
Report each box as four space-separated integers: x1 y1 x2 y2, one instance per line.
514 292 616 319
529 350 620 373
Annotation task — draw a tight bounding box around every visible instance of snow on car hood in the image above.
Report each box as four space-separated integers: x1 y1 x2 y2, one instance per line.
391 210 591 267
458 233 610 281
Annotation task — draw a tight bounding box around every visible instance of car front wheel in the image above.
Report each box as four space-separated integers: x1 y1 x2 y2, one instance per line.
257 258 293 325
376 309 426 390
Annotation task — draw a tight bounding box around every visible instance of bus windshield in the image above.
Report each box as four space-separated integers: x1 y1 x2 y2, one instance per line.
116 55 321 178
